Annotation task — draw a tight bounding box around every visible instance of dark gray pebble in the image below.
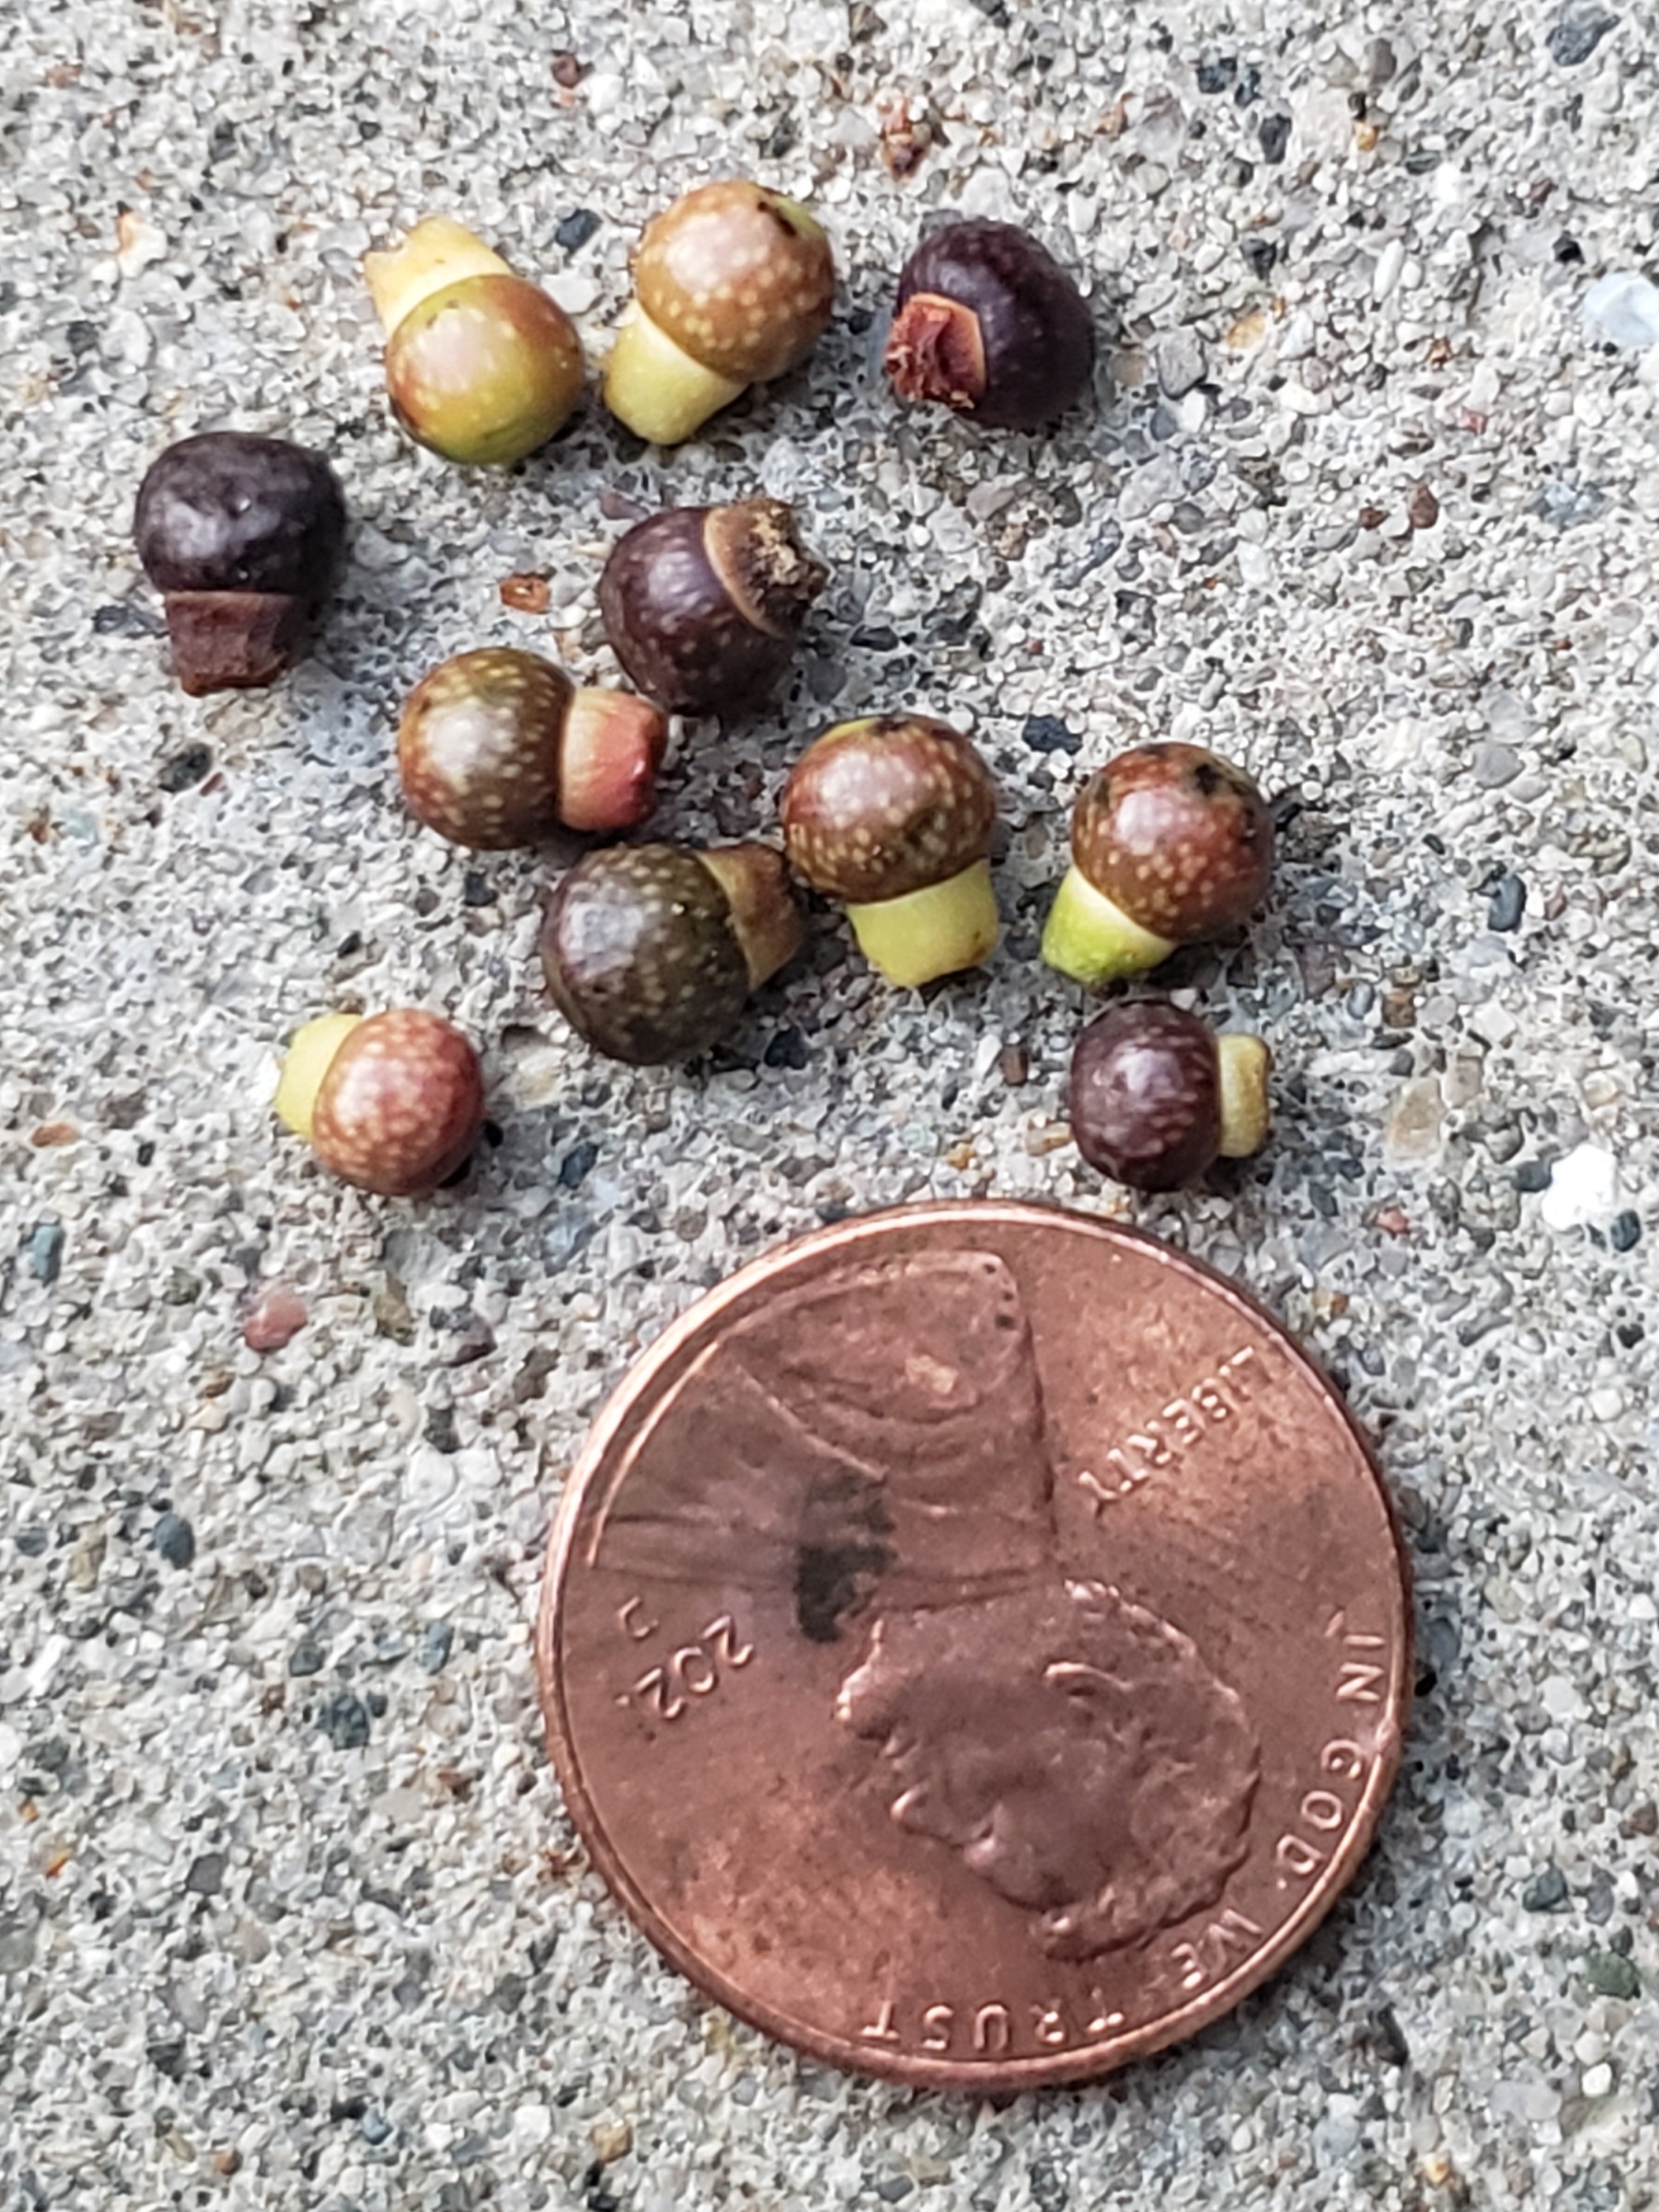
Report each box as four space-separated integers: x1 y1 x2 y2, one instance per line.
1258 111 1292 163
1023 714 1082 755
318 1693 372 1750
420 1622 454 1674
158 743 212 793
153 1513 196 1570
185 1851 225 1896
1609 1210 1641 1251
1581 1949 1642 2000
1523 1865 1568 1911
1514 1159 1552 1193
555 209 602 252
1197 56 1237 92
1546 11 1618 65
1488 871 1527 931
289 1639 325 1677
559 1139 600 1188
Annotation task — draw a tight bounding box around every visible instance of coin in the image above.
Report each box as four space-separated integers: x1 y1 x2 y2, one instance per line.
537 1201 1410 2090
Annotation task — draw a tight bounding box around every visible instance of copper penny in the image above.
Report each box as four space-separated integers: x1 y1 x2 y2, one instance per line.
537 1201 1410 2091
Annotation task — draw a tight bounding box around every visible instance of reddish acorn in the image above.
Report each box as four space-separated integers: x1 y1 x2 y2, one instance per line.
1069 1002 1272 1192
133 431 346 695
397 647 666 849
1041 741 1273 987
364 216 585 466
542 842 803 1063
885 219 1095 430
273 1010 485 1196
598 497 827 716
780 714 999 987
604 181 835 444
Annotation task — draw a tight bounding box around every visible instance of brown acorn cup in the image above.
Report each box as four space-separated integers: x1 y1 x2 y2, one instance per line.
1041 741 1273 986
598 498 827 716
780 714 999 987
397 647 666 849
1069 1002 1271 1192
274 1010 485 1196
604 182 835 444
541 843 803 1064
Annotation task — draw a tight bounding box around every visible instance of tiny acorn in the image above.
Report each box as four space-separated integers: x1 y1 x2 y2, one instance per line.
397 647 666 849
363 216 584 466
273 1009 485 1196
133 431 346 695
1069 1002 1271 1192
542 842 803 1064
780 714 999 988
884 219 1095 430
604 180 835 444
1041 741 1273 988
598 497 827 716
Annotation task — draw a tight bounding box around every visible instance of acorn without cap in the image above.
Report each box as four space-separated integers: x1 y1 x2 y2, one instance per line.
1069 1002 1271 1192
884 219 1095 430
1041 741 1273 988
364 216 585 466
780 715 999 988
397 647 666 849
604 180 835 445
273 1009 485 1196
133 431 346 695
542 842 803 1064
598 497 827 716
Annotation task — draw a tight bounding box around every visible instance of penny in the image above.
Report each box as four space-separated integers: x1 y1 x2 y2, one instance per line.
537 1201 1410 2091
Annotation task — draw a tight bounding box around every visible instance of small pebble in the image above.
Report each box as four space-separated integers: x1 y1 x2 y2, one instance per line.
1522 1866 1568 1911
318 1694 372 1750
1257 112 1291 163
1609 1210 1641 1251
242 1283 307 1353
420 1622 454 1674
1547 10 1618 66
1540 1142 1619 1231
555 209 602 252
1581 1950 1642 2001
1022 714 1081 754
1583 270 1659 348
560 1140 600 1189
1487 872 1527 931
26 1223 64 1283
153 1513 196 1570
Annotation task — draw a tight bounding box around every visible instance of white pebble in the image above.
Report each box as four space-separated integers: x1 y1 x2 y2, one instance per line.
1539 1143 1620 1231
1584 272 1659 348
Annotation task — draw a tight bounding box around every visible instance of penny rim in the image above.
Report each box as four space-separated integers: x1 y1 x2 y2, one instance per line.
538 1199 1411 2090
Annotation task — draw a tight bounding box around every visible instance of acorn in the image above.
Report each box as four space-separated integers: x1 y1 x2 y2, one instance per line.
363 216 584 466
780 715 999 988
884 219 1095 430
397 647 666 849
1069 1002 1271 1192
604 181 835 444
542 843 803 1064
598 497 827 716
132 431 346 695
1041 741 1273 988
273 1009 485 1196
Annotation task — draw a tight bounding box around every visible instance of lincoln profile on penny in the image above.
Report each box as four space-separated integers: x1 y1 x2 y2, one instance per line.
600 1248 1262 1960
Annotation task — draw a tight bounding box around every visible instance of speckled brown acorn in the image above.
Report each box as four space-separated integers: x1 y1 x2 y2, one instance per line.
604 181 835 444
598 497 827 716
1069 1002 1271 1192
273 1009 485 1196
884 219 1095 430
397 647 666 849
541 843 803 1063
1041 741 1273 988
364 216 585 466
133 431 346 695
780 715 999 987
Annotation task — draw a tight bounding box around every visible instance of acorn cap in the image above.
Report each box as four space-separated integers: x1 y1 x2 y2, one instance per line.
1070 741 1273 942
398 647 573 850
887 219 1095 430
598 498 826 716
134 432 346 601
542 842 791 1064
1069 1001 1226 1191
599 1248 1058 1616
781 714 998 903
633 181 835 383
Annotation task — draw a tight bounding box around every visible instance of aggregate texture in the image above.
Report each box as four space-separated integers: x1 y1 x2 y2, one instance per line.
2 1 1657 2208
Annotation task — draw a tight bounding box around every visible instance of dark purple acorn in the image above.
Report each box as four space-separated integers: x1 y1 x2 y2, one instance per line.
133 432 346 694
598 498 827 716
1068 1002 1271 1192
884 219 1095 430
542 842 803 1064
